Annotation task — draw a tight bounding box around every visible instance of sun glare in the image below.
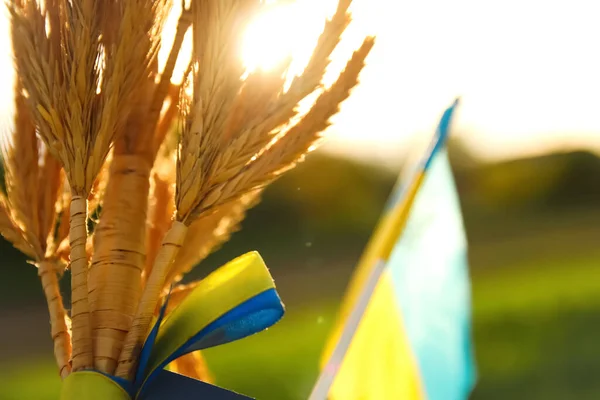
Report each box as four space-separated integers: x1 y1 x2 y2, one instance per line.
241 1 332 73
160 0 342 84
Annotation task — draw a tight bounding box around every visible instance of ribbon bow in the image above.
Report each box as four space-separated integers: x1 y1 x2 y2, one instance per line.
60 252 285 399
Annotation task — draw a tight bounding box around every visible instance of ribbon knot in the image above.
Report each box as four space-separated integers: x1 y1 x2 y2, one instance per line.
60 252 285 399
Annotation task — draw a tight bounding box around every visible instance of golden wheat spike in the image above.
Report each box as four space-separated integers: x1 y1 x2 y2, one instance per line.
194 37 375 218
1 77 71 378
189 0 259 166
235 0 353 143
176 0 354 219
4 86 40 247
286 0 352 100
206 61 292 188
175 0 258 223
223 62 290 142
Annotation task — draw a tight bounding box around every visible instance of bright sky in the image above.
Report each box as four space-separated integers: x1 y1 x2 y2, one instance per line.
2 0 600 167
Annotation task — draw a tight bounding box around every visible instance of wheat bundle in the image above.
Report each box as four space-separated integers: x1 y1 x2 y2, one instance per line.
3 0 373 397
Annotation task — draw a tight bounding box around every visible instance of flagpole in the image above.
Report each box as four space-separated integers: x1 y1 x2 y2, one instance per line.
307 259 387 400
307 168 426 400
307 99 460 400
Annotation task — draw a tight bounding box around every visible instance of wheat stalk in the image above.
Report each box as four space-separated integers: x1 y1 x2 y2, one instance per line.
0 75 70 378
84 0 174 374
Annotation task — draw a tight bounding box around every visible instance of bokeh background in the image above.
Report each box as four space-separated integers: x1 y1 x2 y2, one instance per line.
2 0 600 399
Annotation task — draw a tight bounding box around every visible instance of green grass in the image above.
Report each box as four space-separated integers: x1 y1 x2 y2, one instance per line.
471 255 600 400
3 256 600 400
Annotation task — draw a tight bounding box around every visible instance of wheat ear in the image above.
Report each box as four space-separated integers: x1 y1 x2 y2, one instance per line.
1 83 70 380
192 37 375 218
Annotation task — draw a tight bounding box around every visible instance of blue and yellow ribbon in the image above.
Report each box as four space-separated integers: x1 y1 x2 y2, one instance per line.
60 251 285 400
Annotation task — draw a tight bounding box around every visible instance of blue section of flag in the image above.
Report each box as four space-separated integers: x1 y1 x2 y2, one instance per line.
387 148 477 400
384 99 460 214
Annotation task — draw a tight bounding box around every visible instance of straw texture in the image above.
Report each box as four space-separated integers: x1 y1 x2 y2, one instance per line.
38 261 73 379
117 221 188 378
89 155 152 374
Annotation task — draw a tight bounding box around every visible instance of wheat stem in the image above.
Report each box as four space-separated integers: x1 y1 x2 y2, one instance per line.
69 194 93 370
166 190 260 286
38 260 72 379
116 221 188 379
88 155 151 374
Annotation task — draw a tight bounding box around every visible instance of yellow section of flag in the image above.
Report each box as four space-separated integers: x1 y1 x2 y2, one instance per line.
327 269 424 400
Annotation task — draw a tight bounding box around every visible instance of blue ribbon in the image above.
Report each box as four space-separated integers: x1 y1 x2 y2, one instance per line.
132 288 284 399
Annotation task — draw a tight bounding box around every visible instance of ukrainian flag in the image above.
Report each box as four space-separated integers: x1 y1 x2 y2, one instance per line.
310 99 477 400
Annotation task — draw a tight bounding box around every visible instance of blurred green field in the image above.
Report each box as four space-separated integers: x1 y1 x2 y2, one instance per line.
2 252 600 400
